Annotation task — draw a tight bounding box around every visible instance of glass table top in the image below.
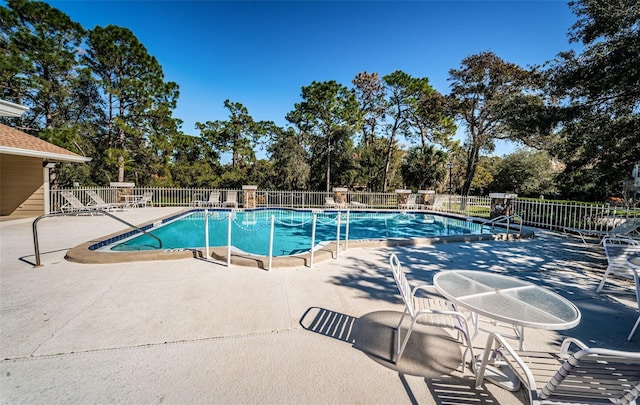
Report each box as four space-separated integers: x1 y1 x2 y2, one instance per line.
434 270 581 330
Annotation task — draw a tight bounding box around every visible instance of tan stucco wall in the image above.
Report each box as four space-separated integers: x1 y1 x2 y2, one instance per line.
0 154 44 218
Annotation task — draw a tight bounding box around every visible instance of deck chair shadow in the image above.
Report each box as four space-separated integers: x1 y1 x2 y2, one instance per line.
476 332 640 405
389 253 474 372
222 191 238 208
86 190 124 211
60 190 92 213
596 236 640 293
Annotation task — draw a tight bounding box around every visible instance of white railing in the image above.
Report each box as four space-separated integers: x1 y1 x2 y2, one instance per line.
49 187 638 237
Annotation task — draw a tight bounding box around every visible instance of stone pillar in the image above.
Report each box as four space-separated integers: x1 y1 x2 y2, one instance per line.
110 182 136 203
489 193 517 219
418 190 435 206
395 189 411 208
242 185 257 209
333 187 348 205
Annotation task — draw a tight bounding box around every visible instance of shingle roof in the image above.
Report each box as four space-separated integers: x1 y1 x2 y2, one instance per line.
0 124 90 162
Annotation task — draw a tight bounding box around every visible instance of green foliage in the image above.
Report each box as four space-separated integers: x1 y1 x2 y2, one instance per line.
545 0 640 198
401 145 448 190
2 0 638 200
2 0 85 131
268 127 310 189
489 150 557 197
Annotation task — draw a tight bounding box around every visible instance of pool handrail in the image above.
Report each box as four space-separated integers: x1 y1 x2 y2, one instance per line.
32 210 162 267
481 214 523 236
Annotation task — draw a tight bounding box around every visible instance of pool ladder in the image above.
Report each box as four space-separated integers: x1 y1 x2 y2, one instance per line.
31 210 162 267
481 214 524 236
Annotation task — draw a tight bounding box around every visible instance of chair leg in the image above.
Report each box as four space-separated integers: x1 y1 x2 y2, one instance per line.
395 308 409 362
628 315 640 341
397 318 418 364
596 267 612 293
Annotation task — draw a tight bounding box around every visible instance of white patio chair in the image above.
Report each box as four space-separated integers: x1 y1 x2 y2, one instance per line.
222 191 238 208
86 190 124 211
190 192 206 207
476 331 640 405
131 191 154 208
596 236 640 293
389 253 474 371
205 191 221 207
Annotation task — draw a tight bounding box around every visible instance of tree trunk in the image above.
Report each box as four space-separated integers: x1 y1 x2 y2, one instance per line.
326 137 331 192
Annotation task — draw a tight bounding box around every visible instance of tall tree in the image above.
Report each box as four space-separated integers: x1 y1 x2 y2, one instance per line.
268 126 310 190
0 0 85 130
352 71 389 191
545 0 640 199
286 81 361 191
196 99 273 170
448 51 530 195
381 71 412 192
84 25 179 184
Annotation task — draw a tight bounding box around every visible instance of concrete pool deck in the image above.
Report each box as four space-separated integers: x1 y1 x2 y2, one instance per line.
1 207 639 404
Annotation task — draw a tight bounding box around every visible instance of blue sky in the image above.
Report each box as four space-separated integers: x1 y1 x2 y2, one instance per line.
45 0 580 156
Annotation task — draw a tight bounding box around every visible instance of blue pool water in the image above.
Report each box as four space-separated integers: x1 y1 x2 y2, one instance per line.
108 209 489 256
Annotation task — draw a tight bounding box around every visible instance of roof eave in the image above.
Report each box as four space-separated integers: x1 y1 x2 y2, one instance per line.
0 100 29 117
0 146 91 163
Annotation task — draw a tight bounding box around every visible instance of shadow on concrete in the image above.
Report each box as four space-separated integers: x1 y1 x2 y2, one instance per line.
300 307 463 379
300 307 514 403
329 232 640 352
425 375 522 405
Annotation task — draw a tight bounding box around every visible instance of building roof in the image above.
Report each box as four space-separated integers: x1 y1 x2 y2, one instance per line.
0 124 91 163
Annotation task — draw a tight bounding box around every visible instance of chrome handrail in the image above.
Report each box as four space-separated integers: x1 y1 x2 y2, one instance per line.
482 214 524 236
32 210 162 267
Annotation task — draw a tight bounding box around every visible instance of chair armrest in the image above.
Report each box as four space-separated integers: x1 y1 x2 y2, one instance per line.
411 284 440 297
558 337 589 356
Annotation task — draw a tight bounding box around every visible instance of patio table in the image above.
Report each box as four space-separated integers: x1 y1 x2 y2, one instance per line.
433 270 581 390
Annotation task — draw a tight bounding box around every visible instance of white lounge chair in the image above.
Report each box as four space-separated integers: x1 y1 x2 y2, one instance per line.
568 217 640 244
596 236 640 293
60 191 91 213
222 192 238 208
399 194 419 210
324 196 345 208
476 332 640 404
389 253 473 371
86 190 124 211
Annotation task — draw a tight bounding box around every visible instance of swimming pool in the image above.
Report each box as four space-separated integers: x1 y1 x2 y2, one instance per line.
103 209 491 256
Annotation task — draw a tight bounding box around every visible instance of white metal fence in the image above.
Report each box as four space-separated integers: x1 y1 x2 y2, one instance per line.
50 187 639 237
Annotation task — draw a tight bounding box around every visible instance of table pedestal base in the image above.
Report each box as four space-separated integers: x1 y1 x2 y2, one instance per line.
475 355 521 392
